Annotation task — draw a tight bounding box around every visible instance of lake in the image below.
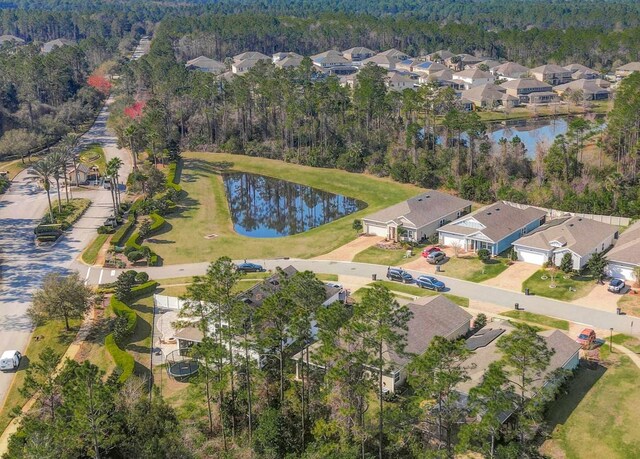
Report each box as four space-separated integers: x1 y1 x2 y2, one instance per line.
223 173 366 238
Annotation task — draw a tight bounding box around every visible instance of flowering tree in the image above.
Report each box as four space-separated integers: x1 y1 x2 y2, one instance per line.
124 101 146 120
87 74 112 95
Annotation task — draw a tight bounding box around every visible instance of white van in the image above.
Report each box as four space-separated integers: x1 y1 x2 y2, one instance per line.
0 350 21 371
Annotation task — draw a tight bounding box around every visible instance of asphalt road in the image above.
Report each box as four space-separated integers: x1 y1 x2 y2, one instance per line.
76 258 640 337
0 98 133 405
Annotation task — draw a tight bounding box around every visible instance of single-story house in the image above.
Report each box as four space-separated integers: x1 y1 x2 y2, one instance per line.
362 191 472 242
530 64 573 85
412 61 448 75
275 54 304 69
293 295 472 393
42 38 75 54
554 79 611 100
377 48 410 62
233 51 270 62
461 83 519 109
452 68 495 89
438 202 547 256
512 216 619 270
492 61 530 80
185 56 226 74
615 62 640 79
606 221 640 282
471 59 502 72
343 46 375 62
272 52 302 63
311 50 350 68
426 50 454 62
67 163 91 185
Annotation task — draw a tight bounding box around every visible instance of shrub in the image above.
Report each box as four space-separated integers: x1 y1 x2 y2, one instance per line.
112 315 130 344
167 161 182 192
110 295 137 335
477 248 491 263
130 281 158 298
474 313 488 330
97 225 115 234
135 272 149 283
148 254 159 266
110 218 135 246
560 253 573 273
105 333 134 383
127 250 143 262
115 270 137 301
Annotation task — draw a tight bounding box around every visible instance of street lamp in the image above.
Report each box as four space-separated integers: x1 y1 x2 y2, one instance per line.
610 327 613 352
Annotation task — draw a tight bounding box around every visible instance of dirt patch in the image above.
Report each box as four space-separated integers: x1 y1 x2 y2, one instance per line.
313 234 384 261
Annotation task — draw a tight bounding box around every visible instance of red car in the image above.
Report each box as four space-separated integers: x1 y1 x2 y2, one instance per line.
576 328 596 349
422 246 442 258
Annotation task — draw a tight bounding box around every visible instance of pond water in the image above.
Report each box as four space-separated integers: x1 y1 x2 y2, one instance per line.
223 173 366 238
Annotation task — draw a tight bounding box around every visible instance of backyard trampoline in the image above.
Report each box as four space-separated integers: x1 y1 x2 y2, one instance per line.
165 349 199 380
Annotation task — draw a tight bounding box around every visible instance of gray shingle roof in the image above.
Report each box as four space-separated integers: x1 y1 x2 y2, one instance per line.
513 216 618 257
606 221 640 266
363 191 472 229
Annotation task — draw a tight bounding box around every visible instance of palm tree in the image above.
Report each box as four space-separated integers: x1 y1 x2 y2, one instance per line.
27 158 56 222
48 150 66 213
105 160 119 216
124 124 139 170
106 157 124 207
61 133 81 188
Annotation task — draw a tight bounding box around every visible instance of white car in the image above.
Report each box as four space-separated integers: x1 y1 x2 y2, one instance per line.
0 350 21 371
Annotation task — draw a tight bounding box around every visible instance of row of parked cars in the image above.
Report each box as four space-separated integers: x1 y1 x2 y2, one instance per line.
386 267 446 291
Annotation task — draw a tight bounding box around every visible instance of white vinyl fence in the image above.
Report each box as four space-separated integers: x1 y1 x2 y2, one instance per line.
503 201 631 227
154 294 186 310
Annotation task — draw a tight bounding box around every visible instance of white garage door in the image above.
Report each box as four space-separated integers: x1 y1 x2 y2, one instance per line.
441 234 465 248
607 263 635 281
517 249 547 265
365 223 388 237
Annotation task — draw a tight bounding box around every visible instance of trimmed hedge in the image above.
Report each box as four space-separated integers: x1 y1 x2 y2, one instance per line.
110 296 137 336
167 161 182 192
148 212 166 233
131 280 158 298
105 333 135 383
111 217 135 246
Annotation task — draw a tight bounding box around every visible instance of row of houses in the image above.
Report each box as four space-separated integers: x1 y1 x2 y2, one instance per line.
0 35 76 54
362 191 638 275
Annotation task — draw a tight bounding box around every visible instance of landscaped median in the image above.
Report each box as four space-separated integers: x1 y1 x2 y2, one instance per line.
35 198 91 242
367 280 469 308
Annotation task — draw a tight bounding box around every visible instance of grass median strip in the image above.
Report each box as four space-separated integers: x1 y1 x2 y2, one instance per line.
353 246 420 266
82 233 109 265
368 281 470 307
500 310 570 331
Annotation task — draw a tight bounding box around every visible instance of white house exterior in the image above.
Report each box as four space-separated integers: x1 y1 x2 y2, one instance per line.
512 216 619 270
606 221 640 282
452 68 495 89
362 191 472 242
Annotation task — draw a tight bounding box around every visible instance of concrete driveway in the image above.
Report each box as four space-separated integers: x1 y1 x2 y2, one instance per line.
483 261 540 291
312 235 384 261
571 282 620 313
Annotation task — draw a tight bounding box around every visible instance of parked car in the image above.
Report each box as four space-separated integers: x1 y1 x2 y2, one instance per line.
608 278 626 293
415 275 445 291
421 246 442 257
576 328 596 349
386 268 414 283
426 251 446 265
236 262 266 273
0 350 21 371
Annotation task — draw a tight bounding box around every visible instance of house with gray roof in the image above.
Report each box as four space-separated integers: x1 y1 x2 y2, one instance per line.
311 50 350 68
0 35 25 46
461 83 519 109
186 56 226 74
362 191 472 242
492 62 530 80
500 78 554 103
426 50 454 62
564 63 599 80
606 221 640 282
554 78 611 101
438 202 547 256
452 68 495 89
293 295 472 393
513 216 619 269
616 62 640 79
530 64 573 85
42 38 75 54
343 46 375 62
386 71 417 91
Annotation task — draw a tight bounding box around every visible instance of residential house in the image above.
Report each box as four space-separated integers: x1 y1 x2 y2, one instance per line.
0 35 25 46
500 78 554 103
185 56 226 74
362 191 472 242
362 53 400 70
492 62 530 80
452 68 495 89
471 59 501 72
275 54 304 69
67 164 91 185
311 50 350 69
615 62 640 79
530 64 573 85
419 68 454 85
438 202 547 256
386 71 417 91
395 59 418 72
606 221 640 282
445 53 484 71
233 51 270 62
564 63 599 80
426 50 454 62
458 97 474 112
512 216 618 269
377 48 410 62
272 52 302 63
412 61 448 75
42 38 75 54
343 46 375 62
554 79 611 101
293 295 472 393
231 52 270 74
461 83 519 109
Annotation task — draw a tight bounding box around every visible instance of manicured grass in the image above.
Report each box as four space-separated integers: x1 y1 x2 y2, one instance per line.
0 158 29 181
618 294 640 317
522 269 595 301
125 294 155 376
82 233 109 265
438 256 509 282
145 152 424 264
79 143 107 174
41 198 91 228
367 281 470 307
500 310 570 331
0 319 80 433
546 352 640 459
353 246 420 266
611 334 640 354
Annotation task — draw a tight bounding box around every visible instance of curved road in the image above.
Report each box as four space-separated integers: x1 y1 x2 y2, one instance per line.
0 97 133 404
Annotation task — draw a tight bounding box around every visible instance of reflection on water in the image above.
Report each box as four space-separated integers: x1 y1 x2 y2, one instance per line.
223 173 367 238
486 118 568 157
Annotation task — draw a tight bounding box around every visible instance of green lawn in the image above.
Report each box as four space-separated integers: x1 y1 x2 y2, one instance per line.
367 280 470 307
82 233 109 265
522 269 595 301
145 152 424 265
79 143 107 174
618 294 640 317
611 334 640 354
0 158 29 181
437 256 509 282
0 319 80 433
41 198 91 227
546 352 640 459
353 246 420 266
500 310 570 331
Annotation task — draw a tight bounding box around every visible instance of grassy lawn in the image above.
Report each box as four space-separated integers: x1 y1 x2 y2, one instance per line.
522 269 596 301
367 280 470 307
437 256 509 282
618 294 640 317
545 352 640 459
82 233 109 265
0 319 80 433
0 159 29 181
79 143 107 174
353 246 420 266
500 310 570 331
145 152 424 265
41 198 91 227
611 334 640 354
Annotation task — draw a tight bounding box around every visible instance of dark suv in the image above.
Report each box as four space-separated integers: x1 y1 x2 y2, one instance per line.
386 268 414 283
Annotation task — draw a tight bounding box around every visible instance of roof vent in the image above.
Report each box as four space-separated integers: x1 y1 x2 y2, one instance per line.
569 224 574 227
486 212 492 215
417 198 423 202
495 208 500 211
578 218 583 221
425 195 431 198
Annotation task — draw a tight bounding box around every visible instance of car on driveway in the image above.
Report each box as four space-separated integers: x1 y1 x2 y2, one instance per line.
421 246 442 257
415 275 445 291
608 278 625 293
386 268 414 283
576 328 596 349
236 262 266 273
426 251 446 265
